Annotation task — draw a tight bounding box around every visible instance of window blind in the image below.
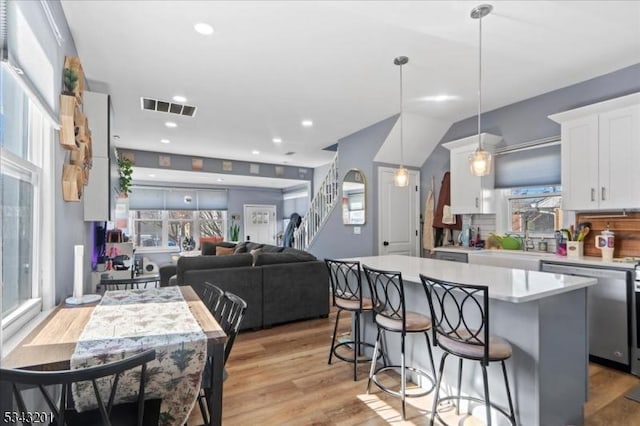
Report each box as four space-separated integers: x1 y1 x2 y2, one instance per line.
129 186 228 210
494 140 560 188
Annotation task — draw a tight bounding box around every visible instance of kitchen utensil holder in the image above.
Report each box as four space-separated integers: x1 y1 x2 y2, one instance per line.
566 241 584 258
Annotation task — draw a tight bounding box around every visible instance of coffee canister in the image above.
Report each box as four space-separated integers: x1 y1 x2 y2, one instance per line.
595 228 615 261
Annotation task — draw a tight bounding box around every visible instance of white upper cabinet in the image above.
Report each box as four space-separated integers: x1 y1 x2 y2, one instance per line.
549 93 640 211
443 133 502 214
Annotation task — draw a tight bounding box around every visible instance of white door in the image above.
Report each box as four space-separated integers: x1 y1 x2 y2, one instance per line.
378 167 420 256
243 204 277 245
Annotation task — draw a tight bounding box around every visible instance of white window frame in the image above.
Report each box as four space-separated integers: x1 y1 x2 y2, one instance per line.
495 187 562 238
1 89 55 344
130 210 227 253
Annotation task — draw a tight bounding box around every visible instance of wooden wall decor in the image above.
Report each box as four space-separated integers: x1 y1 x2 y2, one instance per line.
60 56 92 201
576 212 640 258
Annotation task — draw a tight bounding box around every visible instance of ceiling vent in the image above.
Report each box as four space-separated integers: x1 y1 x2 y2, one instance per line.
285 151 295 156
140 97 197 117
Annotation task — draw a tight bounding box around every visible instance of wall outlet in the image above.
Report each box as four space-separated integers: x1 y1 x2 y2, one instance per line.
353 227 361 235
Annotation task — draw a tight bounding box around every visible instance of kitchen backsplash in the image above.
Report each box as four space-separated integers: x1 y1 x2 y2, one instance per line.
576 212 640 258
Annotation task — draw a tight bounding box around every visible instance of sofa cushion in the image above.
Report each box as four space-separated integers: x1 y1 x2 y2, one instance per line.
233 241 264 254
259 244 284 253
216 246 235 256
254 250 317 266
177 253 253 283
199 236 223 249
201 241 237 256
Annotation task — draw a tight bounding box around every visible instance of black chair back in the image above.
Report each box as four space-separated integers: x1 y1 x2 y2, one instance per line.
0 349 157 426
216 292 248 364
201 281 225 320
420 274 491 365
325 259 365 309
362 265 407 333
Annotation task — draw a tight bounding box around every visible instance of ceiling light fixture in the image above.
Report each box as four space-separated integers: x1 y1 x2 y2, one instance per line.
160 139 171 144
252 150 260 155
393 55 409 187
272 137 282 143
165 121 177 128
149 174 156 178
216 178 224 182
172 95 187 103
468 4 493 177
423 94 459 102
194 22 214 36
301 120 313 127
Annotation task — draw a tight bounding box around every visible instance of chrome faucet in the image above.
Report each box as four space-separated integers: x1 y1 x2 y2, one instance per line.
523 219 535 251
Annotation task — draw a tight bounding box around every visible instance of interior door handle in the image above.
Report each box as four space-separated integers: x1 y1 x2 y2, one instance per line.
383 241 389 246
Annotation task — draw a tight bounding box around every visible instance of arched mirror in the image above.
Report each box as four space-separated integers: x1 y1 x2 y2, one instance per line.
342 169 366 225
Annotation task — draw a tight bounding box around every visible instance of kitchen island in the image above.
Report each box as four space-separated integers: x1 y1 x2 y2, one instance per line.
343 255 597 426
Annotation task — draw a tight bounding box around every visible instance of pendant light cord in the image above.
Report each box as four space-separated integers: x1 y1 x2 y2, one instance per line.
477 12 483 151
399 61 405 167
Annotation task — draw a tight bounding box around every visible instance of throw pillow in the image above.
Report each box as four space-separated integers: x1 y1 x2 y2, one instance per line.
199 235 223 249
216 246 235 256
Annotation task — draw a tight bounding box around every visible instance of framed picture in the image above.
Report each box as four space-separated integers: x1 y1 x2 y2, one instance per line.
250 164 260 174
192 158 203 171
159 155 171 167
222 161 233 171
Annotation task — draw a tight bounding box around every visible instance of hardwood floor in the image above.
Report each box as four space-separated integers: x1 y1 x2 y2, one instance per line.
188 309 640 425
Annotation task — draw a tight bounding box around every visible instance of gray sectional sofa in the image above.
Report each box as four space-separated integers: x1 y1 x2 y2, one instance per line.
159 241 330 330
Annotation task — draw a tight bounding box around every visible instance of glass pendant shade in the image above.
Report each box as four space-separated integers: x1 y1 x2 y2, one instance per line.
468 147 492 176
393 166 409 187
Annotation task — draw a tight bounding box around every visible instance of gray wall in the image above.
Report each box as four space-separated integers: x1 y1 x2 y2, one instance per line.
227 187 284 243
309 115 398 260
14 1 92 303
420 63 640 213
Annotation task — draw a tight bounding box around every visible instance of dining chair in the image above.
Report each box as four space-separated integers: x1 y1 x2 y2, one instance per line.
325 258 377 381
420 274 516 426
362 265 437 420
0 349 159 426
198 291 248 425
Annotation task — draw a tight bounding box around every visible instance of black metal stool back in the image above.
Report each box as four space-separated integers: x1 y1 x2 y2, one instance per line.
362 265 407 332
326 259 365 308
421 276 490 366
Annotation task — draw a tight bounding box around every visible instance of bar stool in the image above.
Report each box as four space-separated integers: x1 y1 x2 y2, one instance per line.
325 259 377 381
420 274 516 426
362 264 437 420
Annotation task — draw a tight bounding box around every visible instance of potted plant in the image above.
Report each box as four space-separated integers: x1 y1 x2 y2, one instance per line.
229 221 240 242
63 67 79 96
118 157 133 197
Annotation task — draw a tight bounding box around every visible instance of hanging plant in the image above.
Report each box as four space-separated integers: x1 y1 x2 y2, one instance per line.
118 157 133 197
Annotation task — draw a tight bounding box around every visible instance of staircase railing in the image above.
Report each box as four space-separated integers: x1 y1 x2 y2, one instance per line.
293 154 339 250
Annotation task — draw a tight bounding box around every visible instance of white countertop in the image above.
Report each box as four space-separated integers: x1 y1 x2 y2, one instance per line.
433 247 638 270
342 255 597 303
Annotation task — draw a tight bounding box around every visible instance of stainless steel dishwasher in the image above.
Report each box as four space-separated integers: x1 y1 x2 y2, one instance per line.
541 262 632 370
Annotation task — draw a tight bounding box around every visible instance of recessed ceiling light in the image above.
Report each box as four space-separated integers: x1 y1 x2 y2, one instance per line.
301 120 313 127
252 150 260 155
422 94 460 102
148 174 156 178
160 139 171 144
172 95 187 103
113 134 121 140
165 121 177 128
272 137 282 144
216 178 224 182
194 22 214 36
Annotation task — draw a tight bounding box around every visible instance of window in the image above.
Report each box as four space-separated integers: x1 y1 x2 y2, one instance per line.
507 186 563 235
1 64 53 336
128 210 226 250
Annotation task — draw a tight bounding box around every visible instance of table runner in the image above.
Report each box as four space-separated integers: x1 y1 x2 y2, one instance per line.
71 286 207 425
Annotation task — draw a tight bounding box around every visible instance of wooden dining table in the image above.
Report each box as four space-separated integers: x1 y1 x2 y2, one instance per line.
1 286 227 426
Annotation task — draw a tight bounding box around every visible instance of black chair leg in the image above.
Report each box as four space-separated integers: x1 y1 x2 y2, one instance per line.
501 360 516 425
328 309 342 365
353 312 360 381
457 358 463 415
481 364 491 426
401 333 406 420
430 352 448 426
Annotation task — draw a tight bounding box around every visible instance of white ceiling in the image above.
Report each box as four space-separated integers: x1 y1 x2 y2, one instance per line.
61 1 640 179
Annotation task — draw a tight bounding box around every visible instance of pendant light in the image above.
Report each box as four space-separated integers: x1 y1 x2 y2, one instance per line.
393 55 409 187
468 4 493 176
